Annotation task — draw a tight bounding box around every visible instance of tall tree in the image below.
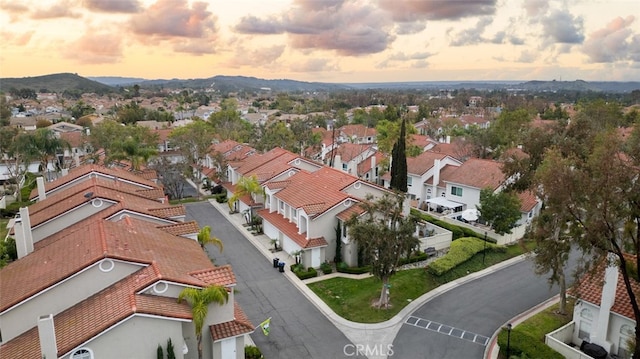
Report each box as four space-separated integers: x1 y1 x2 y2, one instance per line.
28 128 71 178
346 193 418 308
390 118 407 192
169 120 216 199
477 188 521 235
107 126 158 170
177 285 229 359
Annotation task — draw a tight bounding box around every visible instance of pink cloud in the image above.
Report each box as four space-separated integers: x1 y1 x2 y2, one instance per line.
65 31 123 64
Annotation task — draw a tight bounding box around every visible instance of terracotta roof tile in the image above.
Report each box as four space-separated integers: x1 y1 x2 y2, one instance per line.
517 190 539 212
406 151 448 176
339 124 377 138
157 221 200 236
235 148 295 177
258 209 327 248
571 254 639 320
148 205 186 218
189 265 237 287
210 302 255 341
336 203 366 221
442 158 505 190
331 143 372 162
357 152 385 176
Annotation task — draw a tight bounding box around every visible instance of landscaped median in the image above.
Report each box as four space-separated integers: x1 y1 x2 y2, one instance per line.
308 237 535 323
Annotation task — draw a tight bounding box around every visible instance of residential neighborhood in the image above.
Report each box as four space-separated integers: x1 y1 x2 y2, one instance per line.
0 75 638 359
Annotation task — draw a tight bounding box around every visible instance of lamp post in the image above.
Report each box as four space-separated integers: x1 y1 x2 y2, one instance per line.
483 231 487 265
506 323 512 359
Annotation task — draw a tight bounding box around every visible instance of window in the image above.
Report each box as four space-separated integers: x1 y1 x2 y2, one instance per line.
407 177 413 187
71 348 93 359
579 309 593 340
451 186 462 196
375 167 378 176
342 163 348 170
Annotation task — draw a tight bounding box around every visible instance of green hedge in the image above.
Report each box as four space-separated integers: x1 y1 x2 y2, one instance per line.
497 328 564 359
320 262 333 274
213 193 227 203
410 208 497 243
336 264 371 274
295 267 318 280
398 252 429 266
427 237 498 276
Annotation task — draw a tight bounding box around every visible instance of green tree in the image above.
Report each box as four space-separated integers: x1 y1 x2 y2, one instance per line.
169 121 216 199
208 99 254 142
0 94 12 126
346 193 418 308
117 101 146 125
68 100 95 120
29 128 71 178
197 225 223 254
177 285 229 359
255 121 296 152
390 118 407 192
477 188 521 235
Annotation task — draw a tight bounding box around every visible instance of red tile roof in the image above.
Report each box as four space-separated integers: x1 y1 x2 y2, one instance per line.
442 158 505 190
357 152 385 177
235 148 295 177
339 124 377 138
336 203 366 221
517 190 539 212
331 143 372 162
406 151 448 176
258 209 328 248
572 254 639 320
157 220 200 236
210 302 255 341
189 265 237 287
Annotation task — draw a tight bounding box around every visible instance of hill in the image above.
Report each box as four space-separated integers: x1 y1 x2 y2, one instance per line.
0 73 114 95
88 76 146 86
138 75 351 92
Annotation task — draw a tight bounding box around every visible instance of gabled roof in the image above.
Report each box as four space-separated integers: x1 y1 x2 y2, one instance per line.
331 143 372 162
0 217 218 313
339 124 377 138
235 147 294 176
273 167 358 217
210 140 256 162
336 202 366 221
572 254 639 321
357 152 385 176
406 151 449 176
442 158 505 190
210 303 255 341
517 190 539 212
156 220 200 236
29 164 159 200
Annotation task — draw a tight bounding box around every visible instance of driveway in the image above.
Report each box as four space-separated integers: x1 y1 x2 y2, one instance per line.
185 202 362 359
391 254 579 358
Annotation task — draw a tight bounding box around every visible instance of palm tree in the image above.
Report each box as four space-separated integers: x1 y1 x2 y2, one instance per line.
228 175 262 217
197 226 223 254
29 128 71 179
177 285 229 359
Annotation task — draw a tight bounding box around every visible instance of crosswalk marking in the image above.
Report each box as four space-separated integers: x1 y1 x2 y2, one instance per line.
404 315 490 346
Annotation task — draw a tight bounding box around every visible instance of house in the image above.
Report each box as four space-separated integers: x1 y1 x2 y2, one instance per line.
405 151 463 206
260 165 395 267
204 140 256 184
1 217 252 359
356 151 386 184
337 124 377 144
326 143 376 175
546 254 638 359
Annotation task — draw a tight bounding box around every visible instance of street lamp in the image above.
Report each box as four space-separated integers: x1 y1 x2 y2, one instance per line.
483 231 487 265
506 323 512 359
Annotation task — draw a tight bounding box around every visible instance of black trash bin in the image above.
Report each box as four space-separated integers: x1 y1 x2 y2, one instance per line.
273 258 279 268
278 261 285 273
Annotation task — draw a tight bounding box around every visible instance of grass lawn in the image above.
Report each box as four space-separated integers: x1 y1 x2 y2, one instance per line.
0 218 8 239
308 241 534 323
497 300 574 359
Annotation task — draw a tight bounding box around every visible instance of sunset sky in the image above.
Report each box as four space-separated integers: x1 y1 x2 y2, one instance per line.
1 0 639 83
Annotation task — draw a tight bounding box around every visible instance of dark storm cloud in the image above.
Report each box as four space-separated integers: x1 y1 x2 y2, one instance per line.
541 9 584 44
582 16 640 63
379 0 496 22
130 0 216 38
449 16 493 46
84 0 141 13
235 16 284 34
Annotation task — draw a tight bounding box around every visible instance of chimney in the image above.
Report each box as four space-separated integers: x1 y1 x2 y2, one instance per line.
334 154 342 171
432 159 441 198
371 155 376 178
591 253 618 350
446 135 451 144
62 167 69 176
15 207 34 258
36 176 46 200
38 314 58 359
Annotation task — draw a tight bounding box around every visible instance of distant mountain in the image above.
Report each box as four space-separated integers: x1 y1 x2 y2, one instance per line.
0 73 114 95
138 75 351 92
88 76 146 86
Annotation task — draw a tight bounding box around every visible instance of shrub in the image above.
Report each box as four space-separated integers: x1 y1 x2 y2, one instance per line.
427 237 498 276
157 344 163 359
290 263 304 273
166 338 176 359
410 208 498 243
320 262 333 274
337 262 348 271
295 267 318 280
337 265 371 275
214 193 227 203
245 345 264 359
399 252 428 266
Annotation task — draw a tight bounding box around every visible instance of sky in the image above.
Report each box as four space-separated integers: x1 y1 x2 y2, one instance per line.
1 0 639 83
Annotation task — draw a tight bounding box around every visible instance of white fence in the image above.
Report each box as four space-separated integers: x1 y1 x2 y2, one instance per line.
546 322 593 359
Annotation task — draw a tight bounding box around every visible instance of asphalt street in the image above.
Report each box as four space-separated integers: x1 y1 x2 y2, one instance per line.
185 201 362 359
392 253 580 359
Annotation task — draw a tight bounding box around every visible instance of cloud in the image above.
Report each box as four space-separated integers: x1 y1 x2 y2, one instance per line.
394 22 426 35
582 16 640 63
378 51 434 69
388 51 433 61
0 1 28 15
449 16 493 46
290 58 339 72
379 0 496 22
517 50 537 63
130 0 216 38
31 0 81 19
541 9 584 44
523 0 548 17
84 0 141 13
0 30 34 46
235 15 284 34
65 31 123 64
228 45 285 67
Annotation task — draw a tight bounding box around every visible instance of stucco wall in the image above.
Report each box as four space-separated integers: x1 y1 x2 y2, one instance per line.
0 259 142 342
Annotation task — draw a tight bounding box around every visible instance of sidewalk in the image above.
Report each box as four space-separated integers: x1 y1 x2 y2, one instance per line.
207 198 550 359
